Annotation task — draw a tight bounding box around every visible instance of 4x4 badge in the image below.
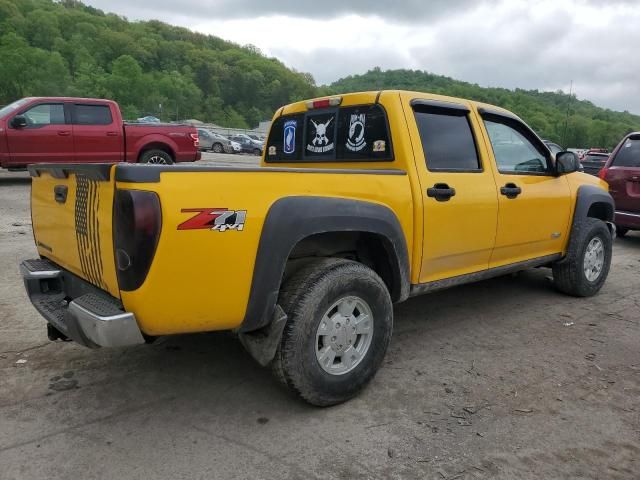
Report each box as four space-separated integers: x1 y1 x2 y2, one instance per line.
178 208 247 232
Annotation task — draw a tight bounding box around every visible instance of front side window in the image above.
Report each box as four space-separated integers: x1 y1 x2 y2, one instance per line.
612 137 640 167
484 120 550 174
22 103 65 126
414 110 480 171
74 104 113 125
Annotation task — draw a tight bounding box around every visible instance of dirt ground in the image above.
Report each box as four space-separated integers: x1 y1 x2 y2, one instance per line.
0 160 638 480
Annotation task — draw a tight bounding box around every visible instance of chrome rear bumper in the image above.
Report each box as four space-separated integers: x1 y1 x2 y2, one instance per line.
20 259 145 348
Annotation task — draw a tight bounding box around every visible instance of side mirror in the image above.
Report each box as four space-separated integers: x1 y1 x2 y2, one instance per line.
556 151 580 175
10 115 27 128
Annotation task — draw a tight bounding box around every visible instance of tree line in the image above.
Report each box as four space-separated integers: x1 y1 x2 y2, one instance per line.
1 0 638 146
0 0 316 128
329 68 640 149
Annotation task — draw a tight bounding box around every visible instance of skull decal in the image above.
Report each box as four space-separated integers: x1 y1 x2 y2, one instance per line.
306 115 335 154
311 117 333 146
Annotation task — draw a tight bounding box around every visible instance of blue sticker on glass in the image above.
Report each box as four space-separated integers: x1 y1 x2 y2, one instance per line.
284 120 296 154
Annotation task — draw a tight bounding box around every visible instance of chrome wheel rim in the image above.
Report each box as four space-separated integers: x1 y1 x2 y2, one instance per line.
315 296 373 375
148 155 167 164
583 237 605 282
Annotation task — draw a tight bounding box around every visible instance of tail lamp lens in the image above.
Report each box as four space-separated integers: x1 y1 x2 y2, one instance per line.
190 133 199 147
598 167 608 180
114 189 161 291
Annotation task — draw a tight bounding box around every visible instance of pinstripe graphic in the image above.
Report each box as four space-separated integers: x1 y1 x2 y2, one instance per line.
75 175 106 289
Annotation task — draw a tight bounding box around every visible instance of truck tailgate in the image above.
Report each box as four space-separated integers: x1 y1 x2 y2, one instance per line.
28 164 120 298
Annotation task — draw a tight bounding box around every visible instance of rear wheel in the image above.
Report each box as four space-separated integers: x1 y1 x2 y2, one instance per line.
212 143 223 153
271 258 393 406
552 217 612 297
253 148 262 156
139 149 173 165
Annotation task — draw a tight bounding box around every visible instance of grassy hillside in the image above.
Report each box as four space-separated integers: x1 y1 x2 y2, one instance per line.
1 1 637 145
0 0 316 127
329 68 640 148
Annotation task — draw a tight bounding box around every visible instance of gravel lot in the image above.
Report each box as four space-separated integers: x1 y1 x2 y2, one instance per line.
0 156 638 479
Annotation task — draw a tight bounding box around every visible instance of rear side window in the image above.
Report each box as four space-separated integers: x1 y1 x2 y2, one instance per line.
414 111 480 171
265 104 392 162
612 138 640 167
74 104 113 125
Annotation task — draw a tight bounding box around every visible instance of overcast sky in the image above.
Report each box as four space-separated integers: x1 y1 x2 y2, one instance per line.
83 0 640 114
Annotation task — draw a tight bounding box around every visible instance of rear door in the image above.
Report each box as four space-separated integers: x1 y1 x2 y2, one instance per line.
607 135 640 214
403 95 499 282
71 103 123 162
476 109 571 268
5 101 72 164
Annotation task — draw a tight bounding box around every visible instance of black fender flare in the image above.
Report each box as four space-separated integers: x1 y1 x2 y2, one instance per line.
559 184 615 263
239 196 410 332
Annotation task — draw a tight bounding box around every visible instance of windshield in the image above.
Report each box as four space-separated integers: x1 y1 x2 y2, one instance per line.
0 98 31 118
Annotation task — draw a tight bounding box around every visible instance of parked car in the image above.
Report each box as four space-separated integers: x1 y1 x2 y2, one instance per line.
599 133 640 236
581 152 609 176
229 134 263 155
136 115 161 123
0 97 200 168
21 90 614 406
247 133 265 142
229 140 242 153
197 128 236 153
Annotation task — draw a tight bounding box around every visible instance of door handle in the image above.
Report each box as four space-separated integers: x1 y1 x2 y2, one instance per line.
54 185 68 204
500 183 522 199
57 130 71 136
106 131 118 136
426 183 456 202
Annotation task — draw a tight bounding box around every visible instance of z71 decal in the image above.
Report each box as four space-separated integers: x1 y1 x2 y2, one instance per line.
178 208 247 232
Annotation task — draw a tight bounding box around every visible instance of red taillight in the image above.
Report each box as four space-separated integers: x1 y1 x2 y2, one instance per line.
598 167 608 180
305 97 342 109
114 190 162 291
190 133 199 147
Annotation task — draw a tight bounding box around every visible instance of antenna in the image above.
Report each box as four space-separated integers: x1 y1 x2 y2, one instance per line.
562 80 573 147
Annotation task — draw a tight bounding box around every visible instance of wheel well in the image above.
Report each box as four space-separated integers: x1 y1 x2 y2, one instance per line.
587 202 613 222
138 143 175 162
284 231 400 301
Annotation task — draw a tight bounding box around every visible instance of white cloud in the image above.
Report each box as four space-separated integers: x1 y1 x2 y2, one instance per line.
82 0 640 114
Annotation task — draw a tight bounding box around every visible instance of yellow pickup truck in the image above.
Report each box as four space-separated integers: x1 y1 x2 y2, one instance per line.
21 90 615 406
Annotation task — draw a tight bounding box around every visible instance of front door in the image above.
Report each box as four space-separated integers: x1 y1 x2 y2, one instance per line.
6 102 73 164
476 110 571 268
404 95 499 283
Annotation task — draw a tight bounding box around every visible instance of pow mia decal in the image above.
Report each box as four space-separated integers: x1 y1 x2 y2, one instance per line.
346 113 366 152
178 208 247 232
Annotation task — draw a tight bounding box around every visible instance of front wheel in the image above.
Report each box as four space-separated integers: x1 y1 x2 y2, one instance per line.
271 258 393 406
552 218 612 297
139 149 174 165
212 143 223 153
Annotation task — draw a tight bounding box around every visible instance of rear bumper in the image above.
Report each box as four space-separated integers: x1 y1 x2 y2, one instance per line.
615 210 640 229
20 259 145 348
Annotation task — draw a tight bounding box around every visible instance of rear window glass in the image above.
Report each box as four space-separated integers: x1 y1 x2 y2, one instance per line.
583 154 609 163
415 111 480 171
74 104 113 125
612 138 640 167
265 104 392 162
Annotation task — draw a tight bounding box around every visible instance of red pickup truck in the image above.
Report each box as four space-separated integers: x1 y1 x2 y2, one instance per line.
0 97 200 169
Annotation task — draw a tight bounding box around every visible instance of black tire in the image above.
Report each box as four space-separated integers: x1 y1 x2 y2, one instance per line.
139 149 174 165
212 143 223 153
616 226 629 238
552 217 612 297
271 258 393 406
253 148 262 156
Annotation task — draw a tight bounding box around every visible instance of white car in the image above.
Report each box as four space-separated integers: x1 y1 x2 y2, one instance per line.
230 141 242 153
